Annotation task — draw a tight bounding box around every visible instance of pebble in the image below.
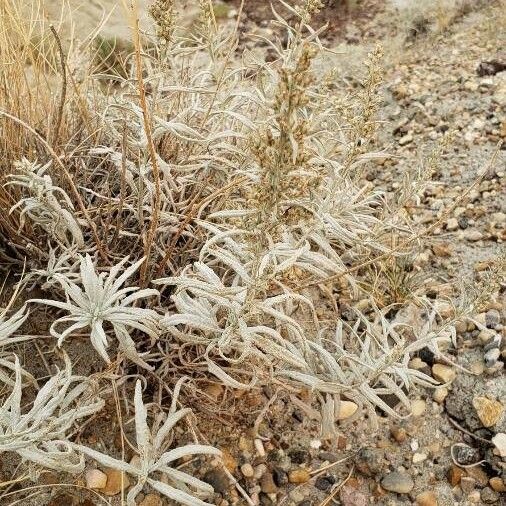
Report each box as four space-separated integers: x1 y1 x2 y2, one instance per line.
454 445 480 466
241 463 255 478
484 348 501 367
433 387 448 403
478 328 496 343
489 476 506 492
260 472 278 494
472 396 505 427
432 364 456 383
380 471 414 494
413 452 428 463
448 465 465 486
139 494 163 506
315 475 335 491
102 468 130 496
399 133 414 145
390 426 407 443
485 309 501 327
483 334 501 352
480 487 500 503
85 469 107 489
203 469 230 494
460 476 476 494
288 468 311 484
491 433 506 457
464 230 483 241
415 490 438 506
446 218 459 231
336 400 358 420
411 399 427 416
468 490 481 503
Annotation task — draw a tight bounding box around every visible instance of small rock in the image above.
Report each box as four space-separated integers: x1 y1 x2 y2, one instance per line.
411 399 426 417
489 476 506 492
446 218 459 231
336 400 358 420
477 58 506 77
102 468 130 496
485 310 501 328
480 487 500 503
483 334 501 352
413 452 428 464
203 469 230 494
472 396 505 428
468 490 481 503
390 426 407 443
415 490 438 506
484 348 501 367
432 364 456 383
260 472 278 494
448 465 465 486
433 387 448 403
203 383 223 400
399 133 413 146
466 466 489 486
315 475 335 491
460 476 476 494
453 445 481 466
491 433 506 457
479 328 496 343
241 463 254 478
288 468 311 484
470 361 485 376
465 230 483 242
85 469 107 490
139 494 163 506
380 471 414 494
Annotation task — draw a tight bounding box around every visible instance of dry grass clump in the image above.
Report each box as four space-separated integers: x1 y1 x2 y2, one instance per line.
0 0 485 503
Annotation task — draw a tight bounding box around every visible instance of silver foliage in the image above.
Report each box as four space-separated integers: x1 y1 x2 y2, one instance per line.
73 379 221 506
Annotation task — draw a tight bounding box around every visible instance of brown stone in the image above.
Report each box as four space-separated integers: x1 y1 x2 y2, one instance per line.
448 465 465 486
465 466 489 487
139 494 164 506
390 426 407 443
288 468 311 484
102 468 130 496
260 471 278 494
489 477 506 492
415 491 438 506
432 364 456 383
472 396 505 428
85 469 107 489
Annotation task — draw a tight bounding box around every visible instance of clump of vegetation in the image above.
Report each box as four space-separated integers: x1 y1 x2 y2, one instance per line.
0 0 484 503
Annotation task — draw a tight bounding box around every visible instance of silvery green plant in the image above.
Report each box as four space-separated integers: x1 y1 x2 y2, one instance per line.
153 4 447 435
7 158 84 248
31 255 161 369
0 304 33 385
73 379 221 506
0 354 104 473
